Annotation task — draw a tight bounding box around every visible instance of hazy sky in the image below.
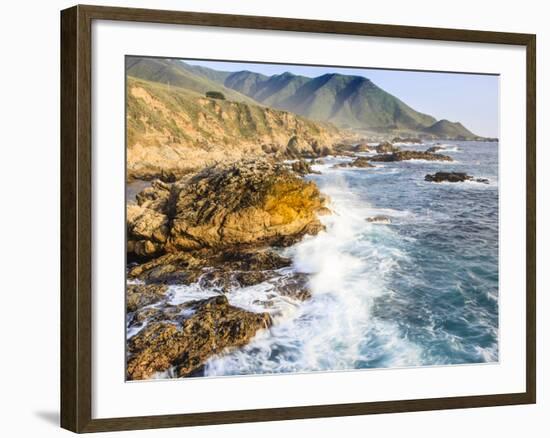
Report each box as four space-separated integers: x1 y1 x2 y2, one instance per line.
185 59 499 138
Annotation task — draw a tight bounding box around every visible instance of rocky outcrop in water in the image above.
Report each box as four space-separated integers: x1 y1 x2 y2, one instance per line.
375 141 401 154
370 151 453 162
125 159 328 380
167 160 327 251
425 172 489 184
126 284 169 312
392 137 422 144
126 295 272 379
426 146 444 153
290 159 320 176
126 160 329 258
353 142 373 152
334 157 374 169
129 247 292 290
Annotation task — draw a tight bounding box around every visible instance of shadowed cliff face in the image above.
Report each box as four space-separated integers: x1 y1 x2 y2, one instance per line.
126 77 348 181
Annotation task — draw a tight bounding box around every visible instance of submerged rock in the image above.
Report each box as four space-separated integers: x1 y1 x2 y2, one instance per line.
370 151 453 162
126 295 272 379
366 215 392 224
425 172 489 184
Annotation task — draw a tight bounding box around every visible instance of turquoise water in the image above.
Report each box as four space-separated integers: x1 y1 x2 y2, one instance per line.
201 141 499 376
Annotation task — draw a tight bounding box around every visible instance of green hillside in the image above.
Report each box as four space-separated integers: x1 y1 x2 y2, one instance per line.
126 58 257 105
127 57 483 140
126 76 344 180
423 120 478 140
223 71 437 132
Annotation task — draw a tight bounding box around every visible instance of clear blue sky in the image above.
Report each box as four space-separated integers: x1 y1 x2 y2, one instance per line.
185 59 499 137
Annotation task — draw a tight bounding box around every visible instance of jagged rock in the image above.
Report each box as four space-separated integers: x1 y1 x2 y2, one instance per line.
353 142 373 152
127 204 170 257
126 160 329 258
129 247 292 290
273 273 312 301
334 157 374 168
126 295 272 379
425 172 489 184
332 143 357 157
375 141 400 154
126 284 169 312
290 159 320 176
370 151 453 162
167 160 328 251
426 146 444 153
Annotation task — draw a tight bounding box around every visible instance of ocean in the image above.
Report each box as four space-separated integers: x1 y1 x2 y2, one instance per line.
129 141 500 378
202 141 499 376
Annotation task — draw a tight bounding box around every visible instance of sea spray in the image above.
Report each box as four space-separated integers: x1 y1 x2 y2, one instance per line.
205 172 423 376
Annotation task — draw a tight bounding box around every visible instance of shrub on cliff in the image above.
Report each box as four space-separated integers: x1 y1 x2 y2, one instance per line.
205 90 226 100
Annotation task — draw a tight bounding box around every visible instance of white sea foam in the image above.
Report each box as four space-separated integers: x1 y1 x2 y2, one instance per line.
205 177 422 376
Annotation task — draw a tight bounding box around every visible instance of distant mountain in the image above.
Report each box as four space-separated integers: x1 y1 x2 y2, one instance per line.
128 58 483 140
422 119 478 140
223 71 438 132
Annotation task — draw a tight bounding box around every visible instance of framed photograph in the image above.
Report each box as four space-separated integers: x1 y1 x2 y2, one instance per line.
60 5 536 433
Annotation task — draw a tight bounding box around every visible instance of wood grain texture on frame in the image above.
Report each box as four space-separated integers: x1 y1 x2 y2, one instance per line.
60 4 536 433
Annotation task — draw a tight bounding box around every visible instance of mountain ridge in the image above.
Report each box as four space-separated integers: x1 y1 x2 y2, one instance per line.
128 58 486 140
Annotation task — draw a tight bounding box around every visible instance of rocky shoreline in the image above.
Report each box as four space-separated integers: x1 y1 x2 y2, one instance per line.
126 159 330 379
126 140 487 379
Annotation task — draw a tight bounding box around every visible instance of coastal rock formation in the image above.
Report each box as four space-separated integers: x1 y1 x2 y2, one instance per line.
129 247 292 290
426 146 444 153
127 180 174 257
392 137 422 144
334 157 374 168
126 160 329 258
126 284 169 312
332 143 357 157
127 204 170 257
126 77 348 180
167 160 327 251
126 295 272 379
375 141 400 154
290 159 320 176
370 151 453 162
425 172 489 184
353 142 373 152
